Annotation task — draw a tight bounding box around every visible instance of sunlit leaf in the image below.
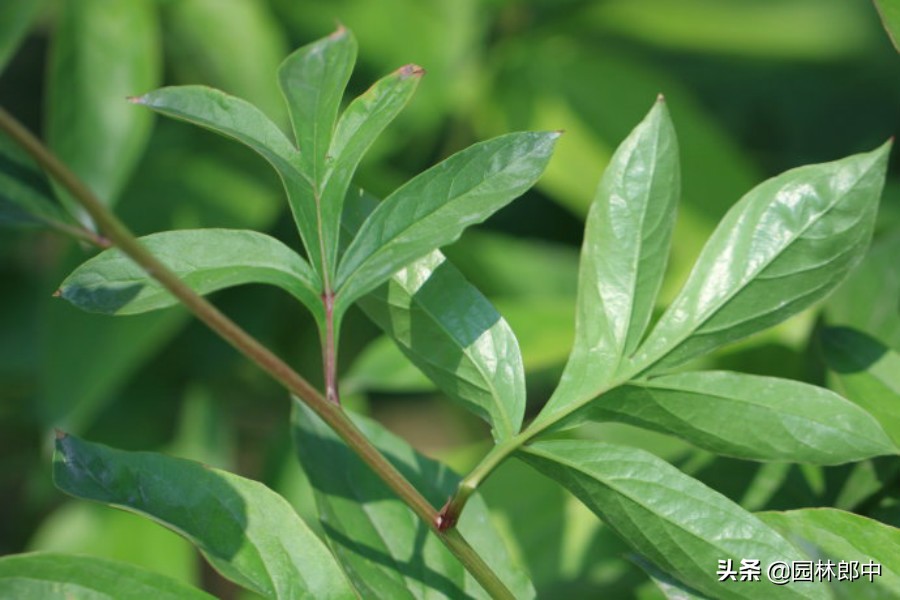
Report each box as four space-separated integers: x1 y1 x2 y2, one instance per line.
53 433 356 599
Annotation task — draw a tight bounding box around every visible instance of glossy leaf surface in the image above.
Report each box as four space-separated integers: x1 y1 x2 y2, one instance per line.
0 552 213 600
629 143 889 375
58 229 323 322
46 0 159 223
292 400 535 599
545 98 679 419
520 439 823 599
53 433 355 599
761 508 900 599
821 327 900 446
344 191 526 441
336 131 559 312
574 371 896 464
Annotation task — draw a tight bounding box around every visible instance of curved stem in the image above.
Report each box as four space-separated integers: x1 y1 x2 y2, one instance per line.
0 105 515 600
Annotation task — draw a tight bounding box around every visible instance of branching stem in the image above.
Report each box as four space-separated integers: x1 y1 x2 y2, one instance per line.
0 105 515 600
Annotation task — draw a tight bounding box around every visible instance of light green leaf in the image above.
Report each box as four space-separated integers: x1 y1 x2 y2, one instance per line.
344 191 526 441
761 508 900 599
292 400 535 599
336 131 559 313
46 0 160 225
278 26 357 183
632 554 712 600
874 0 900 52
0 0 43 73
571 371 896 464
57 229 323 323
342 335 437 394
545 98 679 418
520 439 825 599
628 143 890 376
53 432 356 600
0 552 213 600
821 327 900 446
319 64 423 276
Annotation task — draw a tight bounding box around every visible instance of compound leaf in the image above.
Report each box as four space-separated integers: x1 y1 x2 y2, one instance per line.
292 400 534 599
53 433 355 600
572 371 896 464
628 143 889 375
0 552 214 600
335 131 559 314
520 439 826 599
58 229 323 324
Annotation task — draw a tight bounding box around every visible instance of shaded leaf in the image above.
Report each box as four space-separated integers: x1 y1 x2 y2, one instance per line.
628 143 889 375
336 131 559 313
874 0 900 52
342 335 437 394
0 552 213 600
292 400 534 599
543 98 679 420
761 508 900 599
0 131 70 228
0 0 43 73
53 433 355 599
58 229 323 323
632 554 712 600
520 439 825 599
344 191 526 441
46 0 160 225
821 327 900 446
571 371 896 464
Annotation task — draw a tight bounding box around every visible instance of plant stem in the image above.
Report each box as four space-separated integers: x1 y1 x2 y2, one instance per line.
0 105 515 600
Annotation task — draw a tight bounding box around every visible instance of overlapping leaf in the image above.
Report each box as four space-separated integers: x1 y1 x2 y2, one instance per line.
538 99 678 424
0 0 43 73
57 229 323 322
626 143 889 375
571 371 896 464
292 400 535 599
344 191 526 441
53 433 356 599
0 552 214 600
874 0 900 52
0 132 70 228
336 131 559 313
520 439 825 599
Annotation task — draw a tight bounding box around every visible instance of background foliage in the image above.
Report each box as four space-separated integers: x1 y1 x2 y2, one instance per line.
2 0 900 597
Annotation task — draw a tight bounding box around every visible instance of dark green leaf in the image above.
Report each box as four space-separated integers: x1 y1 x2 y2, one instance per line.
58 229 323 322
874 0 900 52
0 0 43 73
628 143 890 375
344 191 526 441
53 433 355 599
292 400 535 599
761 508 900 599
520 439 825 599
571 371 896 464
0 131 70 228
546 98 679 417
46 0 160 224
0 552 214 600
278 26 357 183
821 327 900 446
336 131 559 313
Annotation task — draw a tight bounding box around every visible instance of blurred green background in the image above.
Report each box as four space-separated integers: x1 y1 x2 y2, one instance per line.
2 0 900 597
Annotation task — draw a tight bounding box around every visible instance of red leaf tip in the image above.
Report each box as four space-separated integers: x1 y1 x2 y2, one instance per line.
54 428 67 440
52 289 62 298
126 95 144 105
399 64 426 78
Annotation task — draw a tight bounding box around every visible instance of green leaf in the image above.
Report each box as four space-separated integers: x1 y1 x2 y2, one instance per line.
821 327 900 446
0 0 43 73
520 440 826 599
874 0 900 52
319 64 423 277
342 335 437 394
344 191 526 441
278 26 357 183
571 371 896 464
545 98 679 417
0 552 214 600
58 229 323 322
0 131 70 228
632 554 712 600
336 131 559 313
628 143 890 375
53 432 356 600
292 400 535 599
46 0 160 225
761 508 900 599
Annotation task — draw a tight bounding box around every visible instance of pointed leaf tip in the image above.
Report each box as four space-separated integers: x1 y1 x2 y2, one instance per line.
54 428 67 440
126 95 144 105
656 92 665 102
399 63 426 78
330 23 348 39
